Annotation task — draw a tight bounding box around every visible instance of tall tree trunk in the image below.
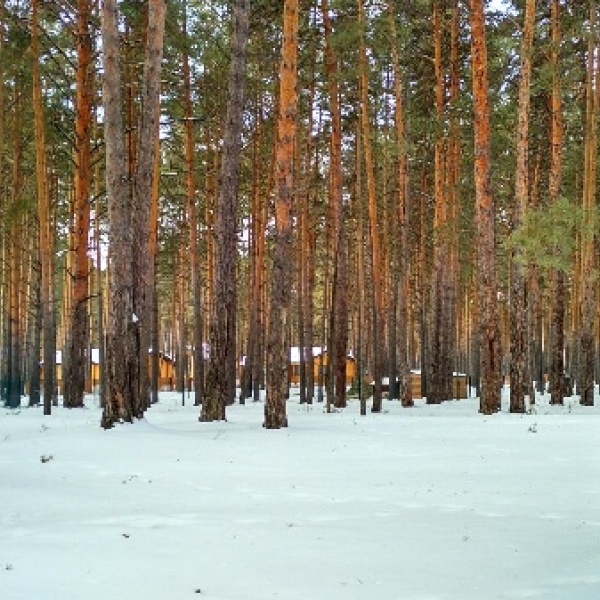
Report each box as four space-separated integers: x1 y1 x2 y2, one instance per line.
579 3 598 407
469 0 501 414
64 0 93 408
549 0 566 406
387 0 413 408
148 131 160 405
0 1 6 406
429 0 452 405
101 0 166 427
101 0 135 426
182 10 204 407
94 148 107 408
201 0 250 421
132 0 166 415
32 0 55 415
176 244 187 394
321 0 347 409
297 50 317 406
447 0 461 400
357 0 384 412
355 121 367 416
28 243 42 407
240 104 266 404
509 0 536 414
265 0 299 428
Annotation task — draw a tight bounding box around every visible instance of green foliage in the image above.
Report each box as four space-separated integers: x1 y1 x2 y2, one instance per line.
505 197 596 273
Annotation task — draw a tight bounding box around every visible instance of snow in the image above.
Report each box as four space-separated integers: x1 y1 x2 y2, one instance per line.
1 392 600 600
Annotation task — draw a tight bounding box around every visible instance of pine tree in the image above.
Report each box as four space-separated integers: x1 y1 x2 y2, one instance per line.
469 0 501 414
265 0 299 429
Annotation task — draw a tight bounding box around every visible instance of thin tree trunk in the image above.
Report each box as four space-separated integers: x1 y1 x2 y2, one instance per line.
32 0 55 415
579 3 598 407
387 0 413 408
64 0 93 408
357 0 384 412
429 0 451 405
549 0 566 405
447 0 461 400
28 244 42 407
148 132 160 405
355 121 367 416
182 10 203 406
322 0 347 409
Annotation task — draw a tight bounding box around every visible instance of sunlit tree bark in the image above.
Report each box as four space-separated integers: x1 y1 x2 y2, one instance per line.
265 0 299 428
469 0 501 414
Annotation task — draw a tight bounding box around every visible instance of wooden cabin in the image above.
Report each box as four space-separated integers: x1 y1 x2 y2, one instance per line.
409 370 468 399
287 347 357 386
288 347 323 385
313 350 357 385
89 349 175 391
42 349 176 394
373 371 468 400
148 350 177 390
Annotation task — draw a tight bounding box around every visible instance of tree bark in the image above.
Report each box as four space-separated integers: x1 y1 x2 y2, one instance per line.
387 0 413 408
509 0 536 414
101 0 136 426
549 0 566 406
202 0 250 421
101 0 166 427
32 0 55 415
265 0 299 428
469 0 501 414
64 0 93 409
321 0 347 409
357 0 384 412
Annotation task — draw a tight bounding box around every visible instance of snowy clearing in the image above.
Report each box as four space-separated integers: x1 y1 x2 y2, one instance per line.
1 391 600 600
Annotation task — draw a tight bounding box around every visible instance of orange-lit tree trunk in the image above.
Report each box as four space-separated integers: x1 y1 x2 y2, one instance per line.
509 0 535 414
469 0 501 414
265 0 299 428
549 0 565 406
0 1 6 405
201 0 250 421
64 0 93 408
357 0 384 412
579 4 598 407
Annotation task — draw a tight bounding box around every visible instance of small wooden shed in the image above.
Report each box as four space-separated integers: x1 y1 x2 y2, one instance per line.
375 371 468 400
409 370 468 399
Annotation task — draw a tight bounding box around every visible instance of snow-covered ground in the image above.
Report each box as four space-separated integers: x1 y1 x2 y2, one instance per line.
1 390 599 600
